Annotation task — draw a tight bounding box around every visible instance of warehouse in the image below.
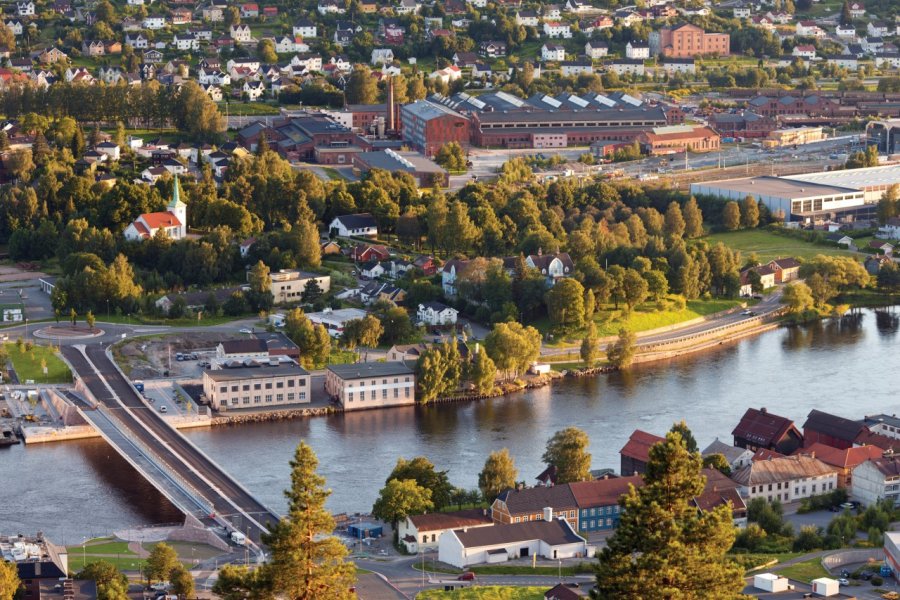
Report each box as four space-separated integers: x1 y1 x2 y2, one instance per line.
399 100 470 157
784 163 900 203
690 176 867 222
353 149 448 186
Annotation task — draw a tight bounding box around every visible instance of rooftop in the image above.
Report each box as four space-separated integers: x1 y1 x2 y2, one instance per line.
731 455 837 486
327 361 414 379
794 443 882 469
733 407 797 447
695 176 860 200
569 475 642 507
219 338 268 354
203 363 309 381
620 429 665 464
356 150 446 175
451 518 583 549
408 509 493 532
496 484 577 513
783 164 900 191
802 409 866 443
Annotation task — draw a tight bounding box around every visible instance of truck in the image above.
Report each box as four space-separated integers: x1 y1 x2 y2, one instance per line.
230 531 247 546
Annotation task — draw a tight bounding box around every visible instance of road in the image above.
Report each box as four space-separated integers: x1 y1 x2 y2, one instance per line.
60 343 280 546
541 290 784 357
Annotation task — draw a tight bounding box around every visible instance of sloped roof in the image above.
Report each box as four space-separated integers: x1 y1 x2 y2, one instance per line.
731 455 837 486
140 211 181 229
408 508 492 532
220 338 268 354
335 213 377 229
452 518 582 549
802 409 866 443
619 429 665 463
795 442 882 469
496 484 577 514
568 475 642 508
702 438 752 464
732 407 797 447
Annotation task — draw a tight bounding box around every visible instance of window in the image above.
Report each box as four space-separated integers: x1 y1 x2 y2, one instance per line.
231 385 238 392
287 393 295 401
371 390 376 399
288 379 295 387
348 392 354 402
382 389 387 399
276 381 284 389
243 384 250 391
254 395 261 403
299 392 306 400
254 383 261 390
394 388 399 398
219 386 227 393
276 394 283 402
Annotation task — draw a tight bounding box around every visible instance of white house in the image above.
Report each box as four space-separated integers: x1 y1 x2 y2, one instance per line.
16 1 34 16
792 44 817 59
702 438 754 472
560 59 592 76
124 177 187 241
307 308 368 338
329 213 378 237
796 20 825 37
852 457 900 507
525 251 574 286
199 68 231 86
625 41 650 59
5 20 23 35
317 0 346 14
95 141 120 161
173 32 200 51
515 10 539 27
441 259 470 296
875 53 900 69
429 65 462 85
125 33 149 49
398 510 493 554
438 518 588 569
585 40 608 58
733 6 751 18
293 20 317 38
143 15 166 29
230 24 253 43
371 48 394 65
731 455 838 504
868 21 890 37
543 22 572 39
836 24 857 38
360 260 385 279
848 1 865 17
541 44 566 61
417 302 458 326
544 4 562 19
662 58 696 75
607 58 645 75
243 80 265 101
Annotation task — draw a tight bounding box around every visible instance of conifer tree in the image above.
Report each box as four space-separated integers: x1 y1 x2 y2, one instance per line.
592 426 744 599
263 442 356 600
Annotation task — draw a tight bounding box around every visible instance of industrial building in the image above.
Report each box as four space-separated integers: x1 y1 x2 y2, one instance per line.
690 176 867 222
202 362 311 411
868 119 900 155
636 125 720 155
325 361 416 410
353 149 448 186
783 164 900 203
400 99 470 157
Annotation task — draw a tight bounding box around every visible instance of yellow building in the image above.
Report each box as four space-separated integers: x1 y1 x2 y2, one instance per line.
763 127 825 148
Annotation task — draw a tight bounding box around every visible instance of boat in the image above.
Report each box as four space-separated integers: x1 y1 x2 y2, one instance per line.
0 425 19 446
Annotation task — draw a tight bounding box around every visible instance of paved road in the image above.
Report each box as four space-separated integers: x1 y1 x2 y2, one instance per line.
542 290 784 357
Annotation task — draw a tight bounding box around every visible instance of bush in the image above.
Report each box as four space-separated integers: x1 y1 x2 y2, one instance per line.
872 576 884 586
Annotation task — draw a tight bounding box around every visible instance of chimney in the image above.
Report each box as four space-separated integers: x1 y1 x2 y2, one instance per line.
386 76 395 133
760 407 767 413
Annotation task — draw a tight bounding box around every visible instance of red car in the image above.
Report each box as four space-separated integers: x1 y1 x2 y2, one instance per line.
457 572 476 581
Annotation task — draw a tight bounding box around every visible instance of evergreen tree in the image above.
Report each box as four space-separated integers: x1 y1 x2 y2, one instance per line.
664 201 686 238
722 201 741 231
741 195 760 228
262 442 356 600
31 132 50 165
592 427 744 599
670 420 698 452
478 448 519 502
542 427 592 484
683 196 704 238
580 321 598 367
840 0 852 25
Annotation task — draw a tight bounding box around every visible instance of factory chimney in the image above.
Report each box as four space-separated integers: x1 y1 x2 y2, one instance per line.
386 76 395 134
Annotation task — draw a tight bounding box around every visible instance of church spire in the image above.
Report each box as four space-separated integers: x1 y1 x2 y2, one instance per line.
168 174 185 209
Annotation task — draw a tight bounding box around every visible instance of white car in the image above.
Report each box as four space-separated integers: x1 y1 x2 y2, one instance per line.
837 577 849 585
239 328 252 334
151 582 170 591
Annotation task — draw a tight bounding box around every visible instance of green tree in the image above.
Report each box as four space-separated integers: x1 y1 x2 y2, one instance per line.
545 278 585 331
702 453 732 476
372 479 434 531
284 309 331 368
416 342 461 403
257 39 278 63
664 201 686 238
592 428 744 599
741 195 760 228
484 321 541 380
670 420 698 452
0 561 21 600
434 142 467 172
580 321 598 367
169 565 194 600
683 196 704 238
6 149 35 181
466 349 497 395
386 456 452 510
621 268 649 312
606 328 636 369
478 448 519 502
212 565 273 600
77 561 127 600
345 65 379 104
722 201 741 231
782 281 815 314
543 427 592 484
145 543 179 586
262 442 356 600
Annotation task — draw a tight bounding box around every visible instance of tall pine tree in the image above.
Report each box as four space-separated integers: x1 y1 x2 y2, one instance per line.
262 442 356 600
592 426 743 599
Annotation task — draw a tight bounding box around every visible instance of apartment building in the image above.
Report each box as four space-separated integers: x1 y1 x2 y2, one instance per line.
202 363 311 411
650 23 729 58
262 269 332 304
325 362 415 410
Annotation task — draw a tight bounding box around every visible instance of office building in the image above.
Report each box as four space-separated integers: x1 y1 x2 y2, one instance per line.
325 361 415 410
202 363 311 411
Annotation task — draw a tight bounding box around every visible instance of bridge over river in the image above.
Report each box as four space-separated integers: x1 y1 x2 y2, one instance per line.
60 344 280 547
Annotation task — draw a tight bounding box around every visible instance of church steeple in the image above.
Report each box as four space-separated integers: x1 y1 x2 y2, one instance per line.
168 174 185 210
166 174 187 238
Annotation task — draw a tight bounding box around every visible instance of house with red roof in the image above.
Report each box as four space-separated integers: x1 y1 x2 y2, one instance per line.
620 430 665 475
795 442 882 488
124 176 187 241
733 407 803 455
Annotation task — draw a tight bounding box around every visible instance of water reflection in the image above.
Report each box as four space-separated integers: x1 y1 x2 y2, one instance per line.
875 309 899 334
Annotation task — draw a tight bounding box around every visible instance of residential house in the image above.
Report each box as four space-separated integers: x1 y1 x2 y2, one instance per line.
479 40 507 58
202 4 224 21
125 33 149 49
143 15 166 29
438 519 587 569
371 48 394 65
16 1 34 16
545 584 586 600
170 8 192 24
307 307 368 338
585 40 609 59
293 19 317 38
868 21 890 37
491 485 579 529
325 362 416 410
693 468 748 527
542 44 566 61
826 232 854 247
565 0 588 12
173 32 200 51
5 20 23 36
441 258 470 295
525 251 575 286
767 258 800 283
231 25 253 43
581 15 613 34
625 41 650 59
863 414 900 441
417 301 458 326
359 281 405 305
702 438 755 472
330 213 379 238
243 80 265 101
516 10 539 27
570 475 642 532
429 65 462 85
240 2 259 18
795 20 825 37
620 430 665 475
398 509 493 554
82 40 106 56
731 454 838 503
386 343 429 361
793 44 817 59
851 456 900 507
836 24 857 39
318 0 346 14
543 22 572 39
453 51 479 68
560 59 592 77
216 338 269 361
732 407 803 454
802 409 867 450
544 4 562 19
350 244 390 262
662 58 696 75
606 58 645 76
412 255 436 275
739 264 777 295
848 1 865 17
871 240 894 255
359 260 384 279
796 443 882 489
396 0 419 14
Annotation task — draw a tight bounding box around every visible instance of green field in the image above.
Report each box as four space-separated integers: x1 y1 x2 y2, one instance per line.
775 557 831 583
703 230 858 261
541 297 744 346
416 586 548 600
6 343 71 383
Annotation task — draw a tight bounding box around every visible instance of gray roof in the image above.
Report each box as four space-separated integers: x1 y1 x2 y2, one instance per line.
327 361 414 379
864 414 900 429
452 519 583 548
401 99 466 121
356 150 446 175
702 438 751 464
496 484 577 513
204 363 309 381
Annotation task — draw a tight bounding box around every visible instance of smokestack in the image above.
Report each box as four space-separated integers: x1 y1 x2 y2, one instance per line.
386 76 395 133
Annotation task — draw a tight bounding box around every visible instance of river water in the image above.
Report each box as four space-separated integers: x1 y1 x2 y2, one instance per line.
3 309 900 544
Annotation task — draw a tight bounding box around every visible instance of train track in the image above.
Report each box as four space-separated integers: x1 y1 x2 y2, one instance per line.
63 345 279 544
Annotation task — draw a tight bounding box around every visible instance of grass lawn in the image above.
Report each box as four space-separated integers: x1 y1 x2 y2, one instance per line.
321 167 345 180
96 313 245 327
416 587 548 599
703 230 858 262
728 552 804 574
541 297 743 346
327 349 358 365
6 343 71 383
221 101 281 116
775 557 831 583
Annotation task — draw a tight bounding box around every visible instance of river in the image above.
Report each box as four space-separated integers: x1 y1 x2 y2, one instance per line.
3 309 900 544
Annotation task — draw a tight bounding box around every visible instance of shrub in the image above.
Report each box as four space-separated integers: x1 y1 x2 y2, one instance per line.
872 576 884 586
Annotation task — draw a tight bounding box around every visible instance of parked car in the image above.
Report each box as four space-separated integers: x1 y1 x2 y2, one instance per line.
239 328 252 334
838 578 849 585
159 406 167 413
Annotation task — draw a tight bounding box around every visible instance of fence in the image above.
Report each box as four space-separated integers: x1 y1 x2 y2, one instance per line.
822 548 885 570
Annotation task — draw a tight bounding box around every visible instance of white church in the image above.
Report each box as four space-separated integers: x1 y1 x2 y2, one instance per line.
124 176 187 241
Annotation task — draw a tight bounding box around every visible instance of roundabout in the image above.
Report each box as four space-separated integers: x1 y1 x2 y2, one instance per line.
33 325 105 340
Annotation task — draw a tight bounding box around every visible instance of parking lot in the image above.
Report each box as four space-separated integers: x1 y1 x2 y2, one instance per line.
139 380 201 418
